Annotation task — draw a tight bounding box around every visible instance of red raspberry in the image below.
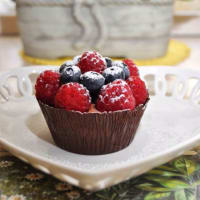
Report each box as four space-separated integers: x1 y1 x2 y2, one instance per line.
55 83 91 112
126 76 148 106
78 51 106 74
35 70 60 106
123 59 139 77
96 79 135 112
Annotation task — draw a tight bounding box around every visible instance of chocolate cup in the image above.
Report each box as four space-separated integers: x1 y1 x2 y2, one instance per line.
37 99 149 155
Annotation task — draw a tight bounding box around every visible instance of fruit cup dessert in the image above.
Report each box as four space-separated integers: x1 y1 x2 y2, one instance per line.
35 51 149 155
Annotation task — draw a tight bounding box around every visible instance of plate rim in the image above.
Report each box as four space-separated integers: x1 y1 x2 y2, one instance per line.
1 129 200 177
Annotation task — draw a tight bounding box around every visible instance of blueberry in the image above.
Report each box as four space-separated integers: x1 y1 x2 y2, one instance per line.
80 71 105 93
60 66 81 84
102 66 125 84
122 65 130 80
113 61 130 80
73 55 81 66
59 61 74 73
105 57 112 68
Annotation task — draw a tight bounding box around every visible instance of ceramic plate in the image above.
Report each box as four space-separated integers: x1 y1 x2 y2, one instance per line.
0 66 200 191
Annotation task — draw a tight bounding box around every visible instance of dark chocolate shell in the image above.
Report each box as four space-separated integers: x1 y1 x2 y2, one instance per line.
38 99 149 155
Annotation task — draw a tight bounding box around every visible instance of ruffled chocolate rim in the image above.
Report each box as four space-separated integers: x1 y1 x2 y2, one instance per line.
37 98 149 155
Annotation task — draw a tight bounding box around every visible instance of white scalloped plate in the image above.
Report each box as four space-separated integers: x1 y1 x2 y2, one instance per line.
0 66 200 191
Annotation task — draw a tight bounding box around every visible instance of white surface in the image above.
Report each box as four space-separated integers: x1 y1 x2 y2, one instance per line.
0 66 200 190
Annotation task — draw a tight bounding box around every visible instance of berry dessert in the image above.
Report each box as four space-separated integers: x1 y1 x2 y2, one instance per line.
35 51 149 155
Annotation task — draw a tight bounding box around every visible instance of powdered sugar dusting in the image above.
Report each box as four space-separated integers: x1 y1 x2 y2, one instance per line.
62 65 81 76
78 51 106 73
73 55 81 65
82 51 96 60
102 57 107 65
101 79 127 91
66 82 74 88
107 79 127 88
78 83 91 103
83 86 91 103
99 79 130 105
81 71 104 81
82 51 104 64
128 76 134 81
113 61 125 68
122 88 128 93
99 94 105 103
45 84 49 89
110 94 125 103
103 67 123 76
64 82 91 103
90 57 99 65
71 66 81 74
124 99 129 103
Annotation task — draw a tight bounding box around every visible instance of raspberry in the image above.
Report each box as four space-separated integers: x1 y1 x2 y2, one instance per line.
35 70 60 106
55 83 91 112
78 51 106 74
126 76 148 106
123 59 139 77
96 79 135 112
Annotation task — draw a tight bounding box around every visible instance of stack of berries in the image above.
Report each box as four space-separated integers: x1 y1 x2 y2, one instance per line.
35 51 148 113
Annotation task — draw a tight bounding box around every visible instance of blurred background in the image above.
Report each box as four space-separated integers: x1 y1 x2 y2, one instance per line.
0 1 200 198
0 0 199 70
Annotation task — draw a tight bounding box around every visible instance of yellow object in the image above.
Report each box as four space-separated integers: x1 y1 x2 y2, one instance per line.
21 40 190 66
